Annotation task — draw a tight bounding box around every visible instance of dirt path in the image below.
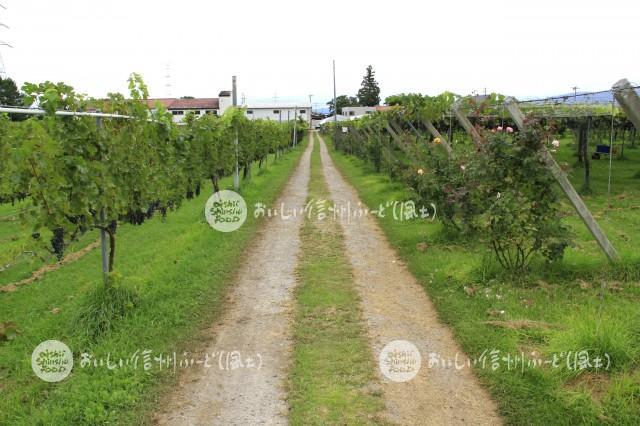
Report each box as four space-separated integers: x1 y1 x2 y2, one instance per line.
317 134 502 425
155 137 314 425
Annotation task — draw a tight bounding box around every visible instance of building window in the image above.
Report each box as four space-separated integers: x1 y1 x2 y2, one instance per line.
349 111 355 116
365 111 373 114
298 109 306 114
247 110 254 115
172 110 184 116
273 110 280 114
192 110 201 115
205 110 217 115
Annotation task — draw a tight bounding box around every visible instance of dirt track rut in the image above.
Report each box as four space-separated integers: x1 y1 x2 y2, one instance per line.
155 137 313 425
317 134 502 425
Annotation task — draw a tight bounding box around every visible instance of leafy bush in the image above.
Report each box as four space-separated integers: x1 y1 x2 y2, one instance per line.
467 130 573 270
402 149 475 232
330 111 573 272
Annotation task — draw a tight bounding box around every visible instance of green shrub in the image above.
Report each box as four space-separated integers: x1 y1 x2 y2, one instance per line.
73 273 139 342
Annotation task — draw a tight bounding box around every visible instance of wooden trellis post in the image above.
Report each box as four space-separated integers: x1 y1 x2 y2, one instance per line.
613 78 640 130
384 121 400 140
361 126 374 140
504 98 620 263
389 119 405 136
418 118 454 155
452 100 484 146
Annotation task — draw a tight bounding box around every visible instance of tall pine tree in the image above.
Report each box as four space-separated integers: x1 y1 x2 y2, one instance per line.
356 65 380 106
0 77 22 106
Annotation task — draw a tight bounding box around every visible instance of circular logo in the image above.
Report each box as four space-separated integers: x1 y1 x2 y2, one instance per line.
204 190 247 232
379 340 422 383
31 340 74 382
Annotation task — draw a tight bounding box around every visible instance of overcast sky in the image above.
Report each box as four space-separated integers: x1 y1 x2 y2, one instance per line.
0 0 638 107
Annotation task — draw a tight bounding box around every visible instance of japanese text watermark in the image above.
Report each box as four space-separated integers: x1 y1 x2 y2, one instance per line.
254 199 437 223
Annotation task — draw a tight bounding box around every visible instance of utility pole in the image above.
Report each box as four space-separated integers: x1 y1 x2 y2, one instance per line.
333 59 337 144
293 106 298 147
308 95 313 129
0 2 11 79
232 75 239 191
164 63 173 97
572 86 579 103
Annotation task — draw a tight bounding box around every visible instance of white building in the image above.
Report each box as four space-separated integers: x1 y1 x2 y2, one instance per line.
342 106 376 117
146 91 311 125
218 91 311 124
341 106 392 118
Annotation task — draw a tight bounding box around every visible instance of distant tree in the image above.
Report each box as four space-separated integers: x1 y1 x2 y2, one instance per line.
357 65 381 106
0 77 22 106
327 95 359 115
385 93 427 107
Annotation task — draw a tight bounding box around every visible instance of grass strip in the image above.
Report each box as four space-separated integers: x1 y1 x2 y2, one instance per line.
288 134 385 425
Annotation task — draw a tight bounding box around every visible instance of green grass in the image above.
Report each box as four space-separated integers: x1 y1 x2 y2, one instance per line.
287 134 385 425
0 142 307 425
0 198 100 287
325 134 640 425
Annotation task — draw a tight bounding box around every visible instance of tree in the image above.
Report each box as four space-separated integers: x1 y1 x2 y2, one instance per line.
357 65 381 106
327 95 358 115
0 77 22 106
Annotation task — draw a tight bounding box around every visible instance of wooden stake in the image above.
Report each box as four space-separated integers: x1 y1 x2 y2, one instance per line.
504 98 619 263
613 78 640 130
418 118 454 155
452 100 484 146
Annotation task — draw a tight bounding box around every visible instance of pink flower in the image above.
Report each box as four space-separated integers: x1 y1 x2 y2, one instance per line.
506 126 514 133
551 140 560 148
497 126 503 132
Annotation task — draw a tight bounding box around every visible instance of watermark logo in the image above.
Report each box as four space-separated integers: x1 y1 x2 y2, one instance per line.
31 340 73 382
205 190 247 232
379 340 422 382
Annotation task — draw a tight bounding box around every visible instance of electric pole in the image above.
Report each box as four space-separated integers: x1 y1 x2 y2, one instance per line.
164 63 173 97
308 94 313 129
232 75 239 191
0 2 12 79
293 106 298 147
333 59 337 144
572 86 579 103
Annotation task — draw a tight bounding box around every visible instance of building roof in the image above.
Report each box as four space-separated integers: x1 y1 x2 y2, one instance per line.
244 104 312 109
145 98 175 109
145 98 220 110
170 98 219 109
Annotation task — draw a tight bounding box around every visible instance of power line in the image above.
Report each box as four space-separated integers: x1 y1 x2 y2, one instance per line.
517 86 640 105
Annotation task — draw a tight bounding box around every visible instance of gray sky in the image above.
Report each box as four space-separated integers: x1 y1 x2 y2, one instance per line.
0 0 638 106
